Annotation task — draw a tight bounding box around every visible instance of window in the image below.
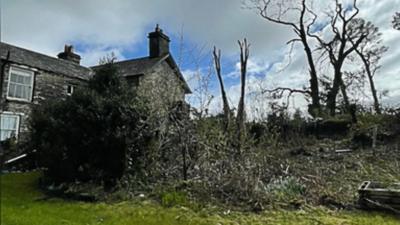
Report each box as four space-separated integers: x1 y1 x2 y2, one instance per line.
0 113 20 141
7 66 35 101
66 85 74 96
126 76 140 87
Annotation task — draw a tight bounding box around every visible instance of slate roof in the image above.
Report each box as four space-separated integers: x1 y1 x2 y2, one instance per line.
0 42 92 80
92 54 191 93
1 42 191 93
91 56 163 77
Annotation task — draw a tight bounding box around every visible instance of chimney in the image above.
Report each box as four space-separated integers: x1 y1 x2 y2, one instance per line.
57 45 81 64
148 24 170 58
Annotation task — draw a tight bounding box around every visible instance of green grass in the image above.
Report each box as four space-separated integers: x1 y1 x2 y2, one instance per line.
1 172 400 225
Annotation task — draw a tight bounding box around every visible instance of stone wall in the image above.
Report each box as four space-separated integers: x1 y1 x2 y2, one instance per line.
137 60 185 116
0 62 86 138
0 59 187 140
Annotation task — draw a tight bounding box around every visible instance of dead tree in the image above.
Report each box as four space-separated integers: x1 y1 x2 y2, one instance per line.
349 18 388 114
251 0 321 117
190 65 214 119
308 0 366 116
184 44 214 119
213 47 231 131
236 39 250 147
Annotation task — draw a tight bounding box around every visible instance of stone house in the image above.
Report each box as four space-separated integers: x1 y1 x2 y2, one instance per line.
0 26 191 142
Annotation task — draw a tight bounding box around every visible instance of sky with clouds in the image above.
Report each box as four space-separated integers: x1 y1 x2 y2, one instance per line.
1 0 400 118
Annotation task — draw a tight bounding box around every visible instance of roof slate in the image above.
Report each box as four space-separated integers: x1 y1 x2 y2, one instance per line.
1 42 191 93
0 42 92 80
91 56 164 77
92 54 191 93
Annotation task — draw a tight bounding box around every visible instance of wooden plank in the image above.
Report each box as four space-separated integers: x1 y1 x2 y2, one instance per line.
359 190 400 197
358 181 400 212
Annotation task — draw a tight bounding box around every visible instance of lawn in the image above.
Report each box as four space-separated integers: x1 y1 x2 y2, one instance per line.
1 172 399 225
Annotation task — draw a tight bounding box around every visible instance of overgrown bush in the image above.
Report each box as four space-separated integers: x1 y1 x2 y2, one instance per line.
30 62 151 184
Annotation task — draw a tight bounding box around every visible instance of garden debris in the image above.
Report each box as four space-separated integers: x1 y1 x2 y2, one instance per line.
289 147 312 156
335 149 352 154
42 183 98 202
358 181 400 214
318 195 346 209
5 153 27 165
252 201 264 213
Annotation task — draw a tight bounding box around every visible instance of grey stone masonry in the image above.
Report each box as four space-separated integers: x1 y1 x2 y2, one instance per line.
0 63 86 138
0 25 191 143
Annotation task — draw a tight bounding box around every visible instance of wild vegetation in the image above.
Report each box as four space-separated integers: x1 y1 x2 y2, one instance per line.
1 0 400 223
14 55 400 213
2 172 400 225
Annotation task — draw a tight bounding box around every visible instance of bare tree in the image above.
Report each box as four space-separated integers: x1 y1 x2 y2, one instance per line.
176 29 213 119
236 39 250 146
184 46 214 119
251 0 321 117
349 18 388 114
213 47 231 131
253 0 375 117
393 12 400 30
308 0 368 116
189 65 214 119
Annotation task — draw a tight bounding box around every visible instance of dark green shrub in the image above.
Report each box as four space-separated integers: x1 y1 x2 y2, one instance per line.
29 62 151 184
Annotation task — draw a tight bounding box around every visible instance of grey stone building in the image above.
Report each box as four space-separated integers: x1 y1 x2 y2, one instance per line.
0 26 191 142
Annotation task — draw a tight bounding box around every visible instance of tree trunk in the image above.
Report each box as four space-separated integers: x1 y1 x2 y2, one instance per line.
236 39 250 152
339 77 350 112
326 70 342 116
301 32 321 117
213 47 231 131
367 69 381 114
360 56 381 114
352 44 382 115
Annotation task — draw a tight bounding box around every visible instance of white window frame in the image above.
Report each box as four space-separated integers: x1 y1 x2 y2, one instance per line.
6 66 35 102
0 112 21 141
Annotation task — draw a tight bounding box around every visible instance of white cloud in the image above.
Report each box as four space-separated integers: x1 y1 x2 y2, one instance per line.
2 0 291 65
2 0 400 115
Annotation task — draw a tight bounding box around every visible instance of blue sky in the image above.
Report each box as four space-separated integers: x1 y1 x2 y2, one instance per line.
2 0 400 117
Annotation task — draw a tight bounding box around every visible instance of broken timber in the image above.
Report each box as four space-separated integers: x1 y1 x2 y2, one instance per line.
358 181 400 213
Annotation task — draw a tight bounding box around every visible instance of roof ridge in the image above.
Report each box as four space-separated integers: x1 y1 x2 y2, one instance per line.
115 56 151 63
0 42 90 70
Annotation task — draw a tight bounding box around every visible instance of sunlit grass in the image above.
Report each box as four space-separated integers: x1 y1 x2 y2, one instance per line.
1 172 399 225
